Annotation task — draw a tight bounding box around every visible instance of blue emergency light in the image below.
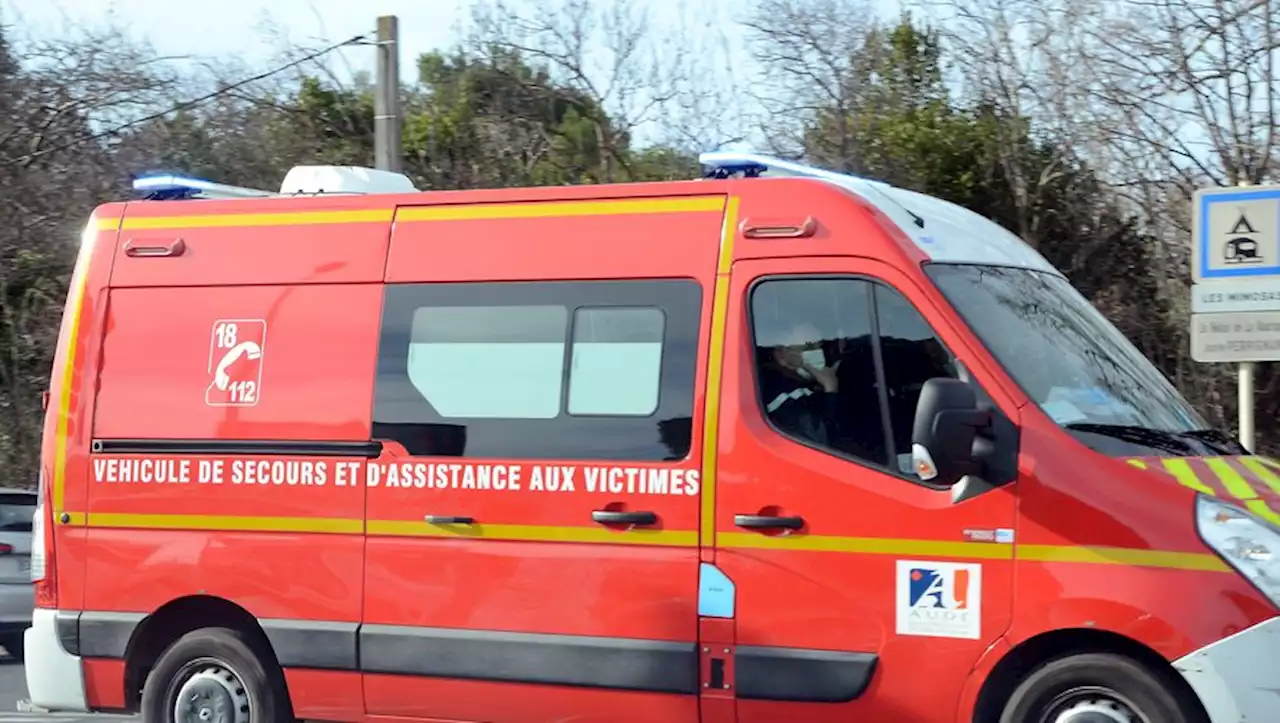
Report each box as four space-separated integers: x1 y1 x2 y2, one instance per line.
700 153 769 179
699 151 888 186
132 173 274 201
701 151 924 227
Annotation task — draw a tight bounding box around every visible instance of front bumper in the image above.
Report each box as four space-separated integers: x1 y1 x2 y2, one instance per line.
23 608 86 712
1173 615 1280 722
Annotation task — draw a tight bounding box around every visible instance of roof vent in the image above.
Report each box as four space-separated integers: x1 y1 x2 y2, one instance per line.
279 165 418 196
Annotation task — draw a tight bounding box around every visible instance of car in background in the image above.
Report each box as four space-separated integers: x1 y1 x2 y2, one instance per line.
0 489 35 660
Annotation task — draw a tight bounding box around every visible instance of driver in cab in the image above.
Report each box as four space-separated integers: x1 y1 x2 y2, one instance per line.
756 320 841 447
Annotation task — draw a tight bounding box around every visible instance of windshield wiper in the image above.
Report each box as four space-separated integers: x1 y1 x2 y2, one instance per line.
1063 423 1195 454
1064 423 1247 456
1175 428 1248 455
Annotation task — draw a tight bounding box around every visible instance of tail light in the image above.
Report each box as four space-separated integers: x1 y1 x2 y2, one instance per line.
32 467 56 608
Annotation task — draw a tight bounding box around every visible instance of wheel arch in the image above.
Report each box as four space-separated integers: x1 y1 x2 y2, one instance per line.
122 594 292 715
970 627 1210 723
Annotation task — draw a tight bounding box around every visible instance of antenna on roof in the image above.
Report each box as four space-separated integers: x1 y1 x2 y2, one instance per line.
698 151 925 228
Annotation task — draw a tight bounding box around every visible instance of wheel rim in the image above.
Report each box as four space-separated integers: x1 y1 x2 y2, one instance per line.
169 658 251 723
1038 685 1151 723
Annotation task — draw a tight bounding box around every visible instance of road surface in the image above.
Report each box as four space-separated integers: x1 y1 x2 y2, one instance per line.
0 652 136 723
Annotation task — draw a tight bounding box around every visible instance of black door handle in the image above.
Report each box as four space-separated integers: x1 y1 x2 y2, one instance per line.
424 515 475 524
592 510 658 526
735 514 805 530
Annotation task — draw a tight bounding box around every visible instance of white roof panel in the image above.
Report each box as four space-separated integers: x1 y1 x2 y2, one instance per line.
279 165 418 195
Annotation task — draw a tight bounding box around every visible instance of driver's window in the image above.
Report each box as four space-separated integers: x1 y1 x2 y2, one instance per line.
750 276 962 478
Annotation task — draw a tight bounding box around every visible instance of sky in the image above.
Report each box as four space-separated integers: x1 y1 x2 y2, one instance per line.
3 0 905 88
0 0 821 83
2 0 901 153
6 0 479 79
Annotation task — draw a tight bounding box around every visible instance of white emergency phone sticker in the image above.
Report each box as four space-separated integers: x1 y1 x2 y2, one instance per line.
206 319 266 407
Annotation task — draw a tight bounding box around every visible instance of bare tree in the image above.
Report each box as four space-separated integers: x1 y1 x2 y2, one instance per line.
1071 0 1280 433
465 0 741 178
0 21 185 485
738 0 883 159
1083 0 1279 191
918 0 1106 246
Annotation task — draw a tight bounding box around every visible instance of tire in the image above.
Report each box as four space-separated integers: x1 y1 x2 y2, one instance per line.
999 652 1201 723
2 634 23 661
141 627 289 723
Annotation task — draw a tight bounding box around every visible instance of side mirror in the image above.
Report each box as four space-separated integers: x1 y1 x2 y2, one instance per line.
911 378 991 486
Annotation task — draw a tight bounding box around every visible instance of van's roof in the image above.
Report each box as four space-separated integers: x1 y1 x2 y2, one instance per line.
698 152 1060 275
118 153 1062 277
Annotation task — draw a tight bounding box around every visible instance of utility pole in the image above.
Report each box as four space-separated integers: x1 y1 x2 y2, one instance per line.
1236 179 1257 453
1233 177 1254 450
1240 359 1256 452
374 15 401 172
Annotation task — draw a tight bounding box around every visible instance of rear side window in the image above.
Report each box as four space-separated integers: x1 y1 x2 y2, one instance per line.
568 307 665 416
374 280 701 461
407 305 567 419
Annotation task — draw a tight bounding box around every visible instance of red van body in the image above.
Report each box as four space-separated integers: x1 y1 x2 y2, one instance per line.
21 157 1280 723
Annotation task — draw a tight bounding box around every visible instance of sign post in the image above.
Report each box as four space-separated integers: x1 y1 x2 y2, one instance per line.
1191 182 1280 452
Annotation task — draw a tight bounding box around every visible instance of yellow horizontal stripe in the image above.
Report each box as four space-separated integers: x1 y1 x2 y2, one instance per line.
395 196 724 222
716 531 1014 560
95 217 121 231
69 512 1230 572
112 196 723 231
366 520 696 547
1018 544 1229 572
721 534 1228 572
119 209 395 230
88 512 362 535
83 513 693 546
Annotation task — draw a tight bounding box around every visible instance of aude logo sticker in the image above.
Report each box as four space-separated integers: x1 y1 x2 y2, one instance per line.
895 560 982 640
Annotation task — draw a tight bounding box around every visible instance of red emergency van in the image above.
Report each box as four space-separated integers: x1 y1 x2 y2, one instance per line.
21 152 1280 723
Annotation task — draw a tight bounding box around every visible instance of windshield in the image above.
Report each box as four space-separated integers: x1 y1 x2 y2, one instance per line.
925 264 1207 436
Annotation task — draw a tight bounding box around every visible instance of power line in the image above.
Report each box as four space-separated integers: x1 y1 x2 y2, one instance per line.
9 32 371 167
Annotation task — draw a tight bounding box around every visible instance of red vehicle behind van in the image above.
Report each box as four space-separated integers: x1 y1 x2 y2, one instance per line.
22 152 1279 723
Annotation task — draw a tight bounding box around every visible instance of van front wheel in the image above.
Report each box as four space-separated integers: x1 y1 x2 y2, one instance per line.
998 652 1201 723
141 627 288 723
